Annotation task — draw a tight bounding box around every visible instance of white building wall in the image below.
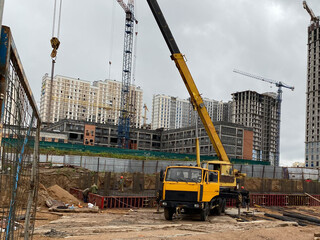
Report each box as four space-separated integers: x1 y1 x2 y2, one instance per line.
40 74 143 127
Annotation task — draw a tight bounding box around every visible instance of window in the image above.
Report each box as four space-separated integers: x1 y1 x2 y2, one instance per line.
165 168 202 183
208 171 218 182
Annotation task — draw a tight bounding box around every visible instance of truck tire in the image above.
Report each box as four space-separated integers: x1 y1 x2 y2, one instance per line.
221 198 226 213
214 204 222 216
210 198 223 216
200 203 209 221
164 207 175 220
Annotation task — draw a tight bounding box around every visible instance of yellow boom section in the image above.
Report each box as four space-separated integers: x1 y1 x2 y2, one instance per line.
171 53 229 163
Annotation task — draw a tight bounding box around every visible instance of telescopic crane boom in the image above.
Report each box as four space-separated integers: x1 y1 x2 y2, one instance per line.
146 0 229 163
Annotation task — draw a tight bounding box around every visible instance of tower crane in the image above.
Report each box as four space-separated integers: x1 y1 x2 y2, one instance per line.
116 0 138 148
303 1 319 23
142 103 148 127
233 69 294 166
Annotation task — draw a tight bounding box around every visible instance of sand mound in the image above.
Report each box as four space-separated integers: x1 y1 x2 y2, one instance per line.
37 183 53 206
47 185 81 205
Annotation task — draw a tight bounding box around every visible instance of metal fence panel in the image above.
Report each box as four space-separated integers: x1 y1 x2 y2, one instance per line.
252 165 263 178
0 26 40 239
40 154 320 182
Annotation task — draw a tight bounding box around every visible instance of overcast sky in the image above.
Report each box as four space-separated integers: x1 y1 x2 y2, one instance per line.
2 0 319 166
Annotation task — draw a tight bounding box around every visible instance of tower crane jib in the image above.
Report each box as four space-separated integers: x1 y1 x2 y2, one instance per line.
303 1 319 23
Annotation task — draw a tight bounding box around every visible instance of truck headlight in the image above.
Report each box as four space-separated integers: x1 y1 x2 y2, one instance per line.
194 204 199 208
162 202 167 206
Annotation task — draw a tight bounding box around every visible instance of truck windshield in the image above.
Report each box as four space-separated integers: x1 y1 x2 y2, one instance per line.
166 168 202 183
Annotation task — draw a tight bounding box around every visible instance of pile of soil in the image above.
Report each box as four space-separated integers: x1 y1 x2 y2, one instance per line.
47 184 81 205
37 183 53 206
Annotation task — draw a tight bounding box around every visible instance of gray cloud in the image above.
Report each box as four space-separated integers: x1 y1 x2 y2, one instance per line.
3 0 319 166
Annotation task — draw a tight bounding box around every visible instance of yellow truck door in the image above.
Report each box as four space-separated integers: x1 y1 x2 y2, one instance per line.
202 170 219 202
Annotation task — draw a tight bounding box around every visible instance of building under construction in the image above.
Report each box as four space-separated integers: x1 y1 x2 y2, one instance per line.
232 90 279 164
303 1 320 168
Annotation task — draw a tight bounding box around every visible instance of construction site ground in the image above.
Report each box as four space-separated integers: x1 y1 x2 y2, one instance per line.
33 166 320 239
32 206 320 240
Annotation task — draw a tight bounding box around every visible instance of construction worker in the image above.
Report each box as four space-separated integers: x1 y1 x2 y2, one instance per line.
82 188 90 203
119 176 124 192
90 183 98 194
83 184 98 203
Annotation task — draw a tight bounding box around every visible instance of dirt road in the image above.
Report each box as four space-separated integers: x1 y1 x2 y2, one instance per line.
32 207 320 240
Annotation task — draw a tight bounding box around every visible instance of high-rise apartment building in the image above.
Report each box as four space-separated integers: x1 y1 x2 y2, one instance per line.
40 74 143 127
190 98 217 126
190 99 232 126
217 101 232 122
152 94 233 130
151 94 190 130
305 18 320 168
232 90 279 165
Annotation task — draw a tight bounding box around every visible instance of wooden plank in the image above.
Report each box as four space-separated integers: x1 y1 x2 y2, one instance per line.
305 192 320 203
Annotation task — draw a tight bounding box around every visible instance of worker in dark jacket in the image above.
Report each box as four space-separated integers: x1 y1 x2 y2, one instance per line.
82 188 90 203
83 184 99 202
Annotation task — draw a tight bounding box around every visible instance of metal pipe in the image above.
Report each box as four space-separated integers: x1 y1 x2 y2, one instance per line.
195 111 200 167
48 59 55 122
0 0 5 32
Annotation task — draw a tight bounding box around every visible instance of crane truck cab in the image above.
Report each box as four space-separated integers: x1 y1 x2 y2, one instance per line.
160 166 223 221
201 160 237 189
201 160 249 207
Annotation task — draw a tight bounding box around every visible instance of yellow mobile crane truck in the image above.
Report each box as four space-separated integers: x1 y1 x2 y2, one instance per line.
161 166 220 221
147 0 249 220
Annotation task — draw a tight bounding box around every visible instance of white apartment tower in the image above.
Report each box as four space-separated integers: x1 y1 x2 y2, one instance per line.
190 98 232 126
305 18 320 168
40 74 143 127
151 94 190 130
217 101 232 122
232 90 279 165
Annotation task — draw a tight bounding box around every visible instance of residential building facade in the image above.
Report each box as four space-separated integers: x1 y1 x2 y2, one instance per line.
152 95 232 130
232 90 279 165
42 119 253 160
161 121 253 160
40 74 143 128
217 101 232 122
151 94 190 130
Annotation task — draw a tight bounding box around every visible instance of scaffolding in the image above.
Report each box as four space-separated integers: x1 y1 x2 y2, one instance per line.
0 26 40 239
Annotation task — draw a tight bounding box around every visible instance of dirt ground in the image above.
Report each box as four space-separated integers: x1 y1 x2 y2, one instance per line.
32 166 320 239
31 207 320 240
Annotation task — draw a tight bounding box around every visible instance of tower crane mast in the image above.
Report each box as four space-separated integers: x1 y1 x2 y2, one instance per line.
116 0 137 148
233 69 294 166
142 104 148 127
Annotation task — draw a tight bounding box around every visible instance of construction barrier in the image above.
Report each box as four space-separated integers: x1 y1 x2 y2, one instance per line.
70 188 320 209
227 194 320 207
70 188 156 209
0 26 41 239
70 188 83 200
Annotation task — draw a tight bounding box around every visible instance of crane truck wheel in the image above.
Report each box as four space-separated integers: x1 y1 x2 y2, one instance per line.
200 203 209 221
221 198 226 213
164 207 175 220
213 204 222 216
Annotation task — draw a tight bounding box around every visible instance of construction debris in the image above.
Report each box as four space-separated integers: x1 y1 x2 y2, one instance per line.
49 206 99 213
